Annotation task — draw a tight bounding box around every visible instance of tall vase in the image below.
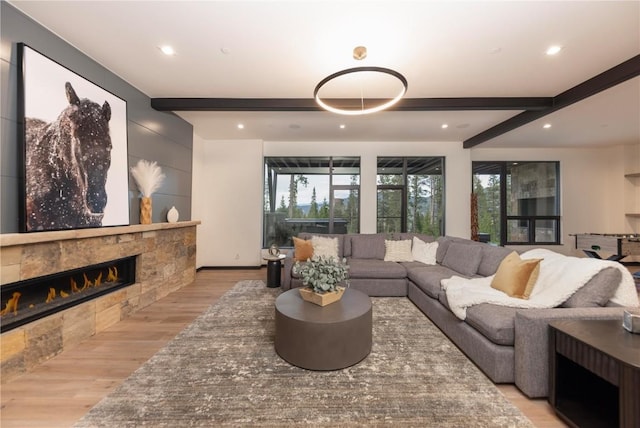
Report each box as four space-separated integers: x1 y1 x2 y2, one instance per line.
140 197 152 224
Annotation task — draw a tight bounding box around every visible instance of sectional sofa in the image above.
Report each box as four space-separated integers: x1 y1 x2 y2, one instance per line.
282 232 638 398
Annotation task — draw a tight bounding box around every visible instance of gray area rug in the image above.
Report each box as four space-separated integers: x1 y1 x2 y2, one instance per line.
75 280 533 427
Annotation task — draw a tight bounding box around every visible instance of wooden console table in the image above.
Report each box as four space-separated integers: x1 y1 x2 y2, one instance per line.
549 320 640 428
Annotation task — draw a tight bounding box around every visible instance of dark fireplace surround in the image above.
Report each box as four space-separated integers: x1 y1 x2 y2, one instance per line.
1 256 136 332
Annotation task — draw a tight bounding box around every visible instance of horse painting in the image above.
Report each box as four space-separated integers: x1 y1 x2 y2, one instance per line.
25 82 112 231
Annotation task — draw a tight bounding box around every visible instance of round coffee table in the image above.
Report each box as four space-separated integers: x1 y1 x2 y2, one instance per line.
274 287 372 370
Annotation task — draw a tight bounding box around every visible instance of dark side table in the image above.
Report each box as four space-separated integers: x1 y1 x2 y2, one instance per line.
263 254 285 288
549 319 640 428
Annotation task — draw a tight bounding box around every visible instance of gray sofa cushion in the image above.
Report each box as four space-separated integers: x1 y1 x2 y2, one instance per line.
347 258 407 279
436 236 483 264
436 236 453 263
465 304 517 346
561 267 622 308
477 245 513 277
350 234 386 259
441 242 484 277
406 265 459 298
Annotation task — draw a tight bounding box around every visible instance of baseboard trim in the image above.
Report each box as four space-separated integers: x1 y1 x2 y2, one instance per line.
197 266 263 271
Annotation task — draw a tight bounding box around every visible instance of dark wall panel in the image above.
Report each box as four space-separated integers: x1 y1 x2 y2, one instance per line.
0 2 193 232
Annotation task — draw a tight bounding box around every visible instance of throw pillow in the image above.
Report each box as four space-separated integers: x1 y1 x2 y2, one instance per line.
441 242 483 277
311 236 339 259
384 239 414 262
490 251 542 299
292 237 314 261
412 237 438 265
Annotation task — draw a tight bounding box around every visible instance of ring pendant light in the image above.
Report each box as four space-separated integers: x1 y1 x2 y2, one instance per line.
313 47 408 116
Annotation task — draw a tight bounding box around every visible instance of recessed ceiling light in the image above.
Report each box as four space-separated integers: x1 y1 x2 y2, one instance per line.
159 45 176 56
339 124 346 129
543 123 552 129
441 124 449 129
237 123 244 129
546 45 562 56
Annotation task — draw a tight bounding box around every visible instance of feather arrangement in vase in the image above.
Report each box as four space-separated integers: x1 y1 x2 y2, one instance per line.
130 160 165 224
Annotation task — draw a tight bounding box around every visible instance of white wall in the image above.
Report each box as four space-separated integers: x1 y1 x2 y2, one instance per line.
193 136 636 267
623 144 640 233
192 137 263 267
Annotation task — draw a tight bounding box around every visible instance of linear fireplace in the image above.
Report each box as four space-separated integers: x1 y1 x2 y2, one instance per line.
1 256 136 332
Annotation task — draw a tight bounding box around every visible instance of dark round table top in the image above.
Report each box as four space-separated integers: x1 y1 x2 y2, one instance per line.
275 287 371 323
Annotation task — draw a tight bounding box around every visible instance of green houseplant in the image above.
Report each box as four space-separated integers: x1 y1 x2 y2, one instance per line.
293 255 349 306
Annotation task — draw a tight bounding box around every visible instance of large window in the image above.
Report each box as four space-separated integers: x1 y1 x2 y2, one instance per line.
264 157 360 247
472 161 560 245
377 157 445 236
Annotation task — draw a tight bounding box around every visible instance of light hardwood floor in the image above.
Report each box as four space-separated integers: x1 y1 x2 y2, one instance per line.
1 268 566 428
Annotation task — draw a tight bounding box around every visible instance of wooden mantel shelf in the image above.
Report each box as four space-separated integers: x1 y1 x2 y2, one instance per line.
0 221 201 247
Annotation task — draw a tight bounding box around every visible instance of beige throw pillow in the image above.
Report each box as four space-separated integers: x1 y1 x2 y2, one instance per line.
412 237 438 265
311 236 339 259
384 239 414 262
490 251 542 299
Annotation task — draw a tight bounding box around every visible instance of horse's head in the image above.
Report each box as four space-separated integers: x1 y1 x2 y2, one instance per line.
65 82 112 215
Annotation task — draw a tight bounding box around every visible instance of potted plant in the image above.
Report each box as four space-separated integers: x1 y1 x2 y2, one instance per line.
293 255 349 306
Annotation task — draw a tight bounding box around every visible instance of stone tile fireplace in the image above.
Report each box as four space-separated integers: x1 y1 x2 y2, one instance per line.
0 221 199 382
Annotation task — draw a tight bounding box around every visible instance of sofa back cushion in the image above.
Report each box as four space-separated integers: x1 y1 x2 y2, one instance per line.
436 236 453 263
441 242 484 276
477 245 514 277
350 234 386 259
436 236 479 264
561 267 621 308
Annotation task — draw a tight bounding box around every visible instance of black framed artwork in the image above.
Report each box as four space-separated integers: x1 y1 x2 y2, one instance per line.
18 43 129 231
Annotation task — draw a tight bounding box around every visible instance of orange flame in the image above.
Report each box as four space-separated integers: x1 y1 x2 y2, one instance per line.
106 266 118 282
83 273 92 289
0 292 21 316
60 290 70 298
70 277 81 293
46 287 56 303
94 272 103 287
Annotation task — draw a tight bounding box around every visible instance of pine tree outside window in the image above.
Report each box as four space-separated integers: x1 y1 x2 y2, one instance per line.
263 157 360 247
376 157 445 236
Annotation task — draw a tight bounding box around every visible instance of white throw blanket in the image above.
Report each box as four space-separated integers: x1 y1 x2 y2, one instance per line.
442 248 639 320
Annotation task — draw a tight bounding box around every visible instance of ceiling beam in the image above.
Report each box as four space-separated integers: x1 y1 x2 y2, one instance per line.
463 54 640 148
150 97 551 112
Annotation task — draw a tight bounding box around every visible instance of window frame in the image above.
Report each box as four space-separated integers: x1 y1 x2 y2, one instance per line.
263 156 361 248
472 161 561 246
376 156 445 236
